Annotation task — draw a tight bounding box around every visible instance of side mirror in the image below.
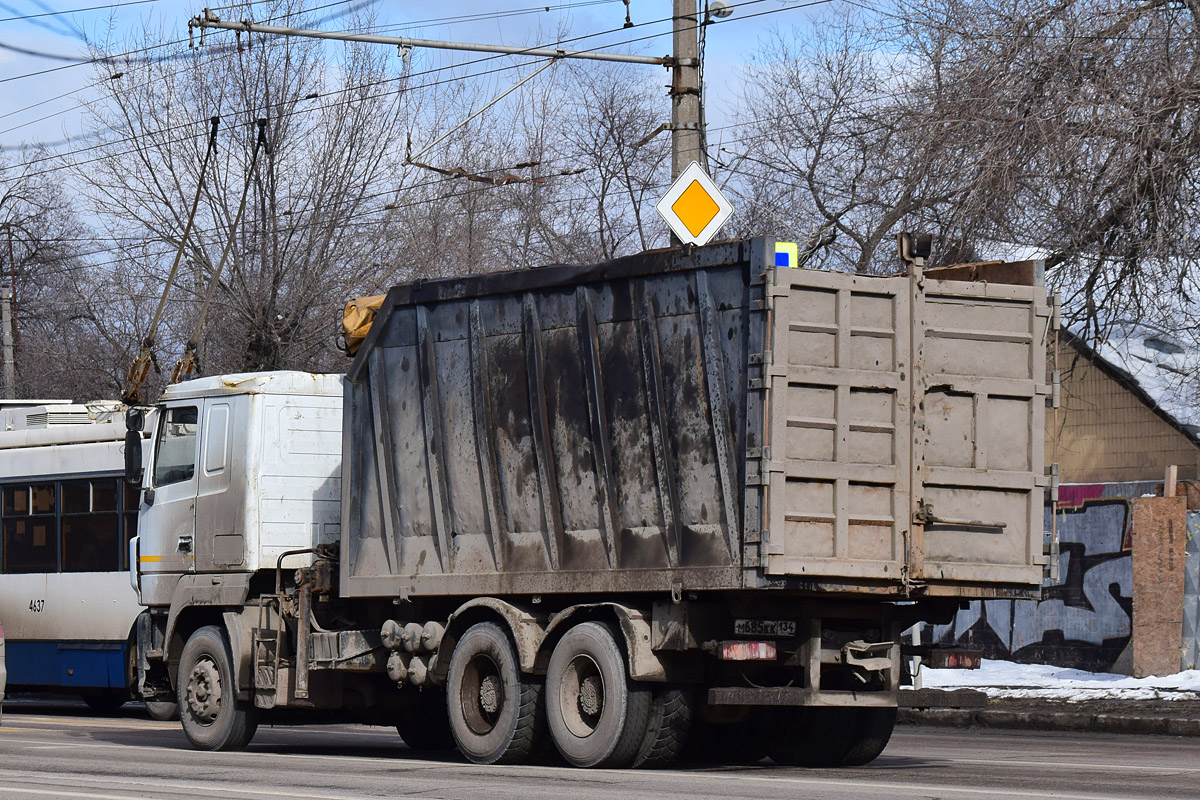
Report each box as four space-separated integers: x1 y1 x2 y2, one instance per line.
124 429 143 486
126 407 146 432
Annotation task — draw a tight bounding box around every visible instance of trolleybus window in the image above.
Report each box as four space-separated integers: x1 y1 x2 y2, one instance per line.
61 479 121 573
1 478 134 574
2 484 56 573
154 406 199 487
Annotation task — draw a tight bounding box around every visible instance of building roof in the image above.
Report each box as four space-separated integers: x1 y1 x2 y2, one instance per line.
1063 325 1200 446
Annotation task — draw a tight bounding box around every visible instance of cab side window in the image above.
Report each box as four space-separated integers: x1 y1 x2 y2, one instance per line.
154 406 199 487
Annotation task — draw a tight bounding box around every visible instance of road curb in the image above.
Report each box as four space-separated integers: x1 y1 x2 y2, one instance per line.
898 707 1200 736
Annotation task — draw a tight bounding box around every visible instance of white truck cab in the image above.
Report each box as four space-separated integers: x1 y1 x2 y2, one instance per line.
131 372 344 608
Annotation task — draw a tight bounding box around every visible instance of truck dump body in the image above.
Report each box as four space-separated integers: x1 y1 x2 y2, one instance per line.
344 238 1050 599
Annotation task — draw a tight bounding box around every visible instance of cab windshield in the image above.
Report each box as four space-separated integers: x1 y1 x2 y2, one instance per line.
153 406 199 487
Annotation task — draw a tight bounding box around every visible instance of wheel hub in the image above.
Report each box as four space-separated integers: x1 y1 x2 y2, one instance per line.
186 658 222 724
479 675 501 715
578 674 603 717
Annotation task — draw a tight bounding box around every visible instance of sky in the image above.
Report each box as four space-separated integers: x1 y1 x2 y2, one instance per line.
0 0 835 165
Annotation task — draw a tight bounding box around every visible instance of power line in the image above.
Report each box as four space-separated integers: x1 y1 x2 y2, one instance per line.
0 1 613 146
8 0 816 170
353 0 624 33
0 0 360 85
3 0 832 287
0 0 359 66
0 0 636 145
0 2 392 151
4 6 673 165
0 0 158 24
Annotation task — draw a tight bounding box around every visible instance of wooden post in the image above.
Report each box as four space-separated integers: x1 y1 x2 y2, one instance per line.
1131 496 1187 677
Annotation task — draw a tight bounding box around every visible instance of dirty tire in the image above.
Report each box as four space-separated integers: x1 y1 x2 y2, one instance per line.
84 693 127 715
446 622 546 764
396 689 456 750
682 712 766 765
178 625 259 751
546 621 651 769
144 700 180 721
632 686 693 768
837 708 896 766
765 707 856 767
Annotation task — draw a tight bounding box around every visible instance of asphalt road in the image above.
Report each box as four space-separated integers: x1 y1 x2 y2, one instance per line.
2 699 1199 800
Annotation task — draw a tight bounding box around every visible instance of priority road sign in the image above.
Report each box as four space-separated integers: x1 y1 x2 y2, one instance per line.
655 161 734 246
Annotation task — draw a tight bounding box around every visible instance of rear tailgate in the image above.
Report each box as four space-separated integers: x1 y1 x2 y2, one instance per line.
758 258 1050 594
913 274 1051 589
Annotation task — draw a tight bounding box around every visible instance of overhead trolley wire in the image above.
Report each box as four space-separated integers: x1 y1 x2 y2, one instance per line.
0 0 159 24
0 0 355 84
8 0 814 170
0 0 600 133
0 0 373 148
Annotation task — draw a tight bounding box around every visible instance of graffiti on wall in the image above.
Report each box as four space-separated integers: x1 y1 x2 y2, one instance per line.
1183 511 1200 671
930 482 1151 674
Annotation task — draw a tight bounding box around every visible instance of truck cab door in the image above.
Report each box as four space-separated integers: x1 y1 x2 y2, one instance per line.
194 399 241 572
137 404 200 604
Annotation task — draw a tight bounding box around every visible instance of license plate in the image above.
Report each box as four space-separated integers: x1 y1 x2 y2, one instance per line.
733 618 796 638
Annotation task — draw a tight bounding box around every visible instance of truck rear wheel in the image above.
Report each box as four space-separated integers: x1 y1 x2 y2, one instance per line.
545 621 650 768
764 707 856 767
632 686 693 768
397 689 456 750
837 708 897 766
178 625 259 751
446 622 546 764
682 708 766 765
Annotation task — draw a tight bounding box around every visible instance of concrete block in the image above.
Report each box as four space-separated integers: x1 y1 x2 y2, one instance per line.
1092 713 1168 735
1164 717 1200 737
897 708 976 728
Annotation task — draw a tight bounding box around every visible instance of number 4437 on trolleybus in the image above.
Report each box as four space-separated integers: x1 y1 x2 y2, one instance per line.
0 399 173 719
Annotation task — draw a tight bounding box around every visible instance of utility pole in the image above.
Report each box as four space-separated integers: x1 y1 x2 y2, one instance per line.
671 0 702 180
5 225 15 342
1 283 14 400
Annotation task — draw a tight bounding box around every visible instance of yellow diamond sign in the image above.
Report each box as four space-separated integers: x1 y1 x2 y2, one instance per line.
655 161 733 246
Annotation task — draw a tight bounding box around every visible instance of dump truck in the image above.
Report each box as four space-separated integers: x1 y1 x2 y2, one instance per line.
126 237 1054 767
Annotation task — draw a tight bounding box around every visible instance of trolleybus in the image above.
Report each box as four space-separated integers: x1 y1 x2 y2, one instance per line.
0 400 171 717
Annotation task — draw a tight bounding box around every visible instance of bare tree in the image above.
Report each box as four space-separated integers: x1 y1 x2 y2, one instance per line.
557 63 671 261
730 1 1200 340
0 147 120 399
77 0 411 377
381 55 669 275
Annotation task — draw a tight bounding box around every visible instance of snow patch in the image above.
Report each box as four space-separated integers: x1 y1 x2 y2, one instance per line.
913 659 1200 702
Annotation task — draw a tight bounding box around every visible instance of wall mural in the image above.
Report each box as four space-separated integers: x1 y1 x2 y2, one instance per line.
929 482 1154 674
1183 511 1200 671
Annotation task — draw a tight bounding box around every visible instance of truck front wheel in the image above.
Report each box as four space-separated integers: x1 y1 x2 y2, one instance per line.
178 625 259 751
144 700 179 721
545 621 650 768
446 622 546 764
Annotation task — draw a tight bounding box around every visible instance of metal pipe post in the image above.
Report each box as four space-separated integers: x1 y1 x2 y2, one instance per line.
1 284 14 399
190 15 672 66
